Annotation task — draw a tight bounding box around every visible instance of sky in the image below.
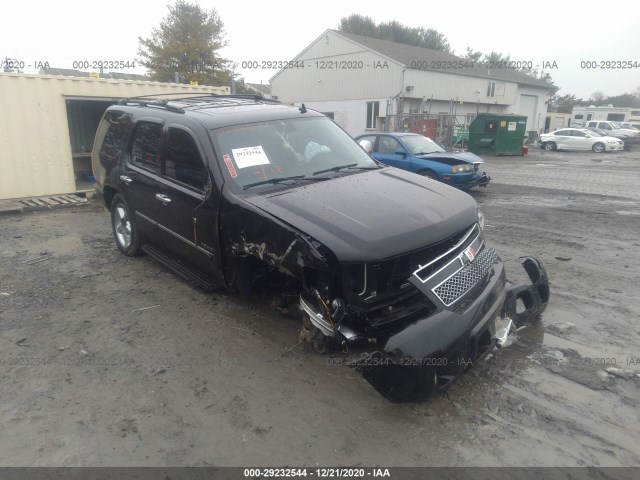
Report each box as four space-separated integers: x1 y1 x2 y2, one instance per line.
2 0 640 99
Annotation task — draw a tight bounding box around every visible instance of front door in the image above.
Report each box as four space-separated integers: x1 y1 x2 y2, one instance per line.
374 135 408 169
155 126 219 276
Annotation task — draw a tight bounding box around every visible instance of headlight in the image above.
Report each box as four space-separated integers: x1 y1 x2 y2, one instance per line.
477 208 485 230
452 164 474 173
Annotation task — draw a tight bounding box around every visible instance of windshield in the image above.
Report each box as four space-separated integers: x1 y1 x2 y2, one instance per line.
402 135 446 154
212 116 379 190
584 130 601 138
610 122 622 129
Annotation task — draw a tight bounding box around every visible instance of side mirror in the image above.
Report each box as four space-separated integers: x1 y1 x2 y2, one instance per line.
394 147 407 156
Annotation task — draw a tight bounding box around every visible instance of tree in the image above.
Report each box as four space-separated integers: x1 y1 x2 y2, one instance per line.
483 51 511 64
419 28 451 52
463 47 483 63
234 78 263 97
548 93 581 113
338 14 451 52
339 14 378 38
3 57 23 73
138 0 232 86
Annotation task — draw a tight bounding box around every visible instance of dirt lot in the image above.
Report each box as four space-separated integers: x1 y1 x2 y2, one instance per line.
1 147 639 467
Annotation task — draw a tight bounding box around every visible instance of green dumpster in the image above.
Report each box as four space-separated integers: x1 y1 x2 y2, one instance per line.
468 113 528 156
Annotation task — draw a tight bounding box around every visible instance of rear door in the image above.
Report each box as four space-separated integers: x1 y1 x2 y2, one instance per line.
553 129 572 149
120 119 165 241
155 126 220 276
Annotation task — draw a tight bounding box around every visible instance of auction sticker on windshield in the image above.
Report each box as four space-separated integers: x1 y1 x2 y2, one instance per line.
232 146 271 168
222 154 238 178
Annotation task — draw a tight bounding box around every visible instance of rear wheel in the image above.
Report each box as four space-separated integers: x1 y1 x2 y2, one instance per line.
544 142 556 151
592 142 605 153
110 194 142 256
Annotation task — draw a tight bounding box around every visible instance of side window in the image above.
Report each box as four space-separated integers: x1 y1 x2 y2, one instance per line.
164 128 207 191
357 135 376 154
378 136 402 154
97 111 132 162
599 122 611 130
130 122 163 173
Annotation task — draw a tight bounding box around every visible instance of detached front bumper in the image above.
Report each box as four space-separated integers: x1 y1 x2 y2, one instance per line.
353 256 549 402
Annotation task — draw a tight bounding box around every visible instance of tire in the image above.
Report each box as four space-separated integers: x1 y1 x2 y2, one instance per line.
110 193 142 256
544 142 556 151
418 169 437 180
592 142 605 153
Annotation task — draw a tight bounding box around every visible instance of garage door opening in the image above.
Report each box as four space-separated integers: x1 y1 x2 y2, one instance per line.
65 97 117 191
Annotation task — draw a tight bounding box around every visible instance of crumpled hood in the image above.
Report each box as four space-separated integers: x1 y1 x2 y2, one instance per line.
245 168 478 262
418 151 485 164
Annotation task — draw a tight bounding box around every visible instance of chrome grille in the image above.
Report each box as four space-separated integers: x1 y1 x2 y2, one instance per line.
432 245 498 306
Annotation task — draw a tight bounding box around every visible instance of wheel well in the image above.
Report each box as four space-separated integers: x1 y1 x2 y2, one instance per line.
417 168 437 177
103 186 117 211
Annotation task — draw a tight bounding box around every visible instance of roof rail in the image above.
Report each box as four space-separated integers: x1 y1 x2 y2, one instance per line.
172 94 280 104
123 93 279 103
117 98 185 114
117 93 280 113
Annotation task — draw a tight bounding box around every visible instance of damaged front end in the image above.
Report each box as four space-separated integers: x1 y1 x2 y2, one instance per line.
298 223 550 402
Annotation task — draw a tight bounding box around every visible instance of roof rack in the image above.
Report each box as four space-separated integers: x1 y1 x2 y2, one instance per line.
118 94 280 113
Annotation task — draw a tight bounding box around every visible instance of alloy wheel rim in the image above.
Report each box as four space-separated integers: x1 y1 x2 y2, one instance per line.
114 205 131 248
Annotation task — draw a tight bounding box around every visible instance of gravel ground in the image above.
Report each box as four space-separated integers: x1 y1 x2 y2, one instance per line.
0 146 639 467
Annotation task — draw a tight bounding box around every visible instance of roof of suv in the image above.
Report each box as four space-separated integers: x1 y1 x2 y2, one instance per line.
115 94 324 129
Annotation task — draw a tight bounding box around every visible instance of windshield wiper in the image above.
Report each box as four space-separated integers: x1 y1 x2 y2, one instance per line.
243 175 306 190
242 174 335 190
312 163 378 176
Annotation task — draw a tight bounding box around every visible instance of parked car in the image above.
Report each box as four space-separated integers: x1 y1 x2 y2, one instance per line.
354 132 490 190
92 96 548 402
584 121 639 141
538 128 624 152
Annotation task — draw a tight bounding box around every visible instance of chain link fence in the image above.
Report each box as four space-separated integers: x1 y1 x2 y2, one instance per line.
384 113 474 149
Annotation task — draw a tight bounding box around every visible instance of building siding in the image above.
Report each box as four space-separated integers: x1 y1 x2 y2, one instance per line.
270 30 550 136
404 69 518 105
271 32 404 103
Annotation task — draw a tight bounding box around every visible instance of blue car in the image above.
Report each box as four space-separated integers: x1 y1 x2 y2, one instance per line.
355 132 490 190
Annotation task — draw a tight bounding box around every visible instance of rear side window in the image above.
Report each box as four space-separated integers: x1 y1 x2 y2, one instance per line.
96 110 132 162
130 122 163 173
163 128 207 191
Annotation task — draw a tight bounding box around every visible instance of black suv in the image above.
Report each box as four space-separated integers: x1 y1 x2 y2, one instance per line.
92 95 549 401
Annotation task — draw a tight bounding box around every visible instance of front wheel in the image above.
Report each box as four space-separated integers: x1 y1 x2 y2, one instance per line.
418 169 437 180
592 142 605 153
111 193 142 256
544 142 557 151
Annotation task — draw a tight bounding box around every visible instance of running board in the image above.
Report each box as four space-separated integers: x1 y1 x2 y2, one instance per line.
141 244 219 292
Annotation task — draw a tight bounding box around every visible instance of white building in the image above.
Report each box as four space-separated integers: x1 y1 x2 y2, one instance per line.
270 30 554 137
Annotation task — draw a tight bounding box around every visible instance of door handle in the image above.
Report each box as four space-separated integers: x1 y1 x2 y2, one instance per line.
155 193 172 205
120 175 134 185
